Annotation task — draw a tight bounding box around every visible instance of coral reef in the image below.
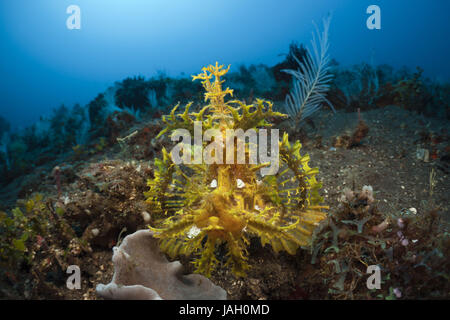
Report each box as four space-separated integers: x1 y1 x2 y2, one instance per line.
298 186 449 299
329 62 449 121
0 193 91 298
0 34 449 300
0 103 448 299
96 230 226 300
0 158 154 299
115 76 152 112
1 45 448 189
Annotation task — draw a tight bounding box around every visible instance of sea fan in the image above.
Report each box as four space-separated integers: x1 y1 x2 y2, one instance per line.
282 15 335 125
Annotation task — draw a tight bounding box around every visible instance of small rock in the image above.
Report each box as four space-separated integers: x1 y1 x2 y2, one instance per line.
416 148 429 162
141 211 151 223
393 288 402 298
